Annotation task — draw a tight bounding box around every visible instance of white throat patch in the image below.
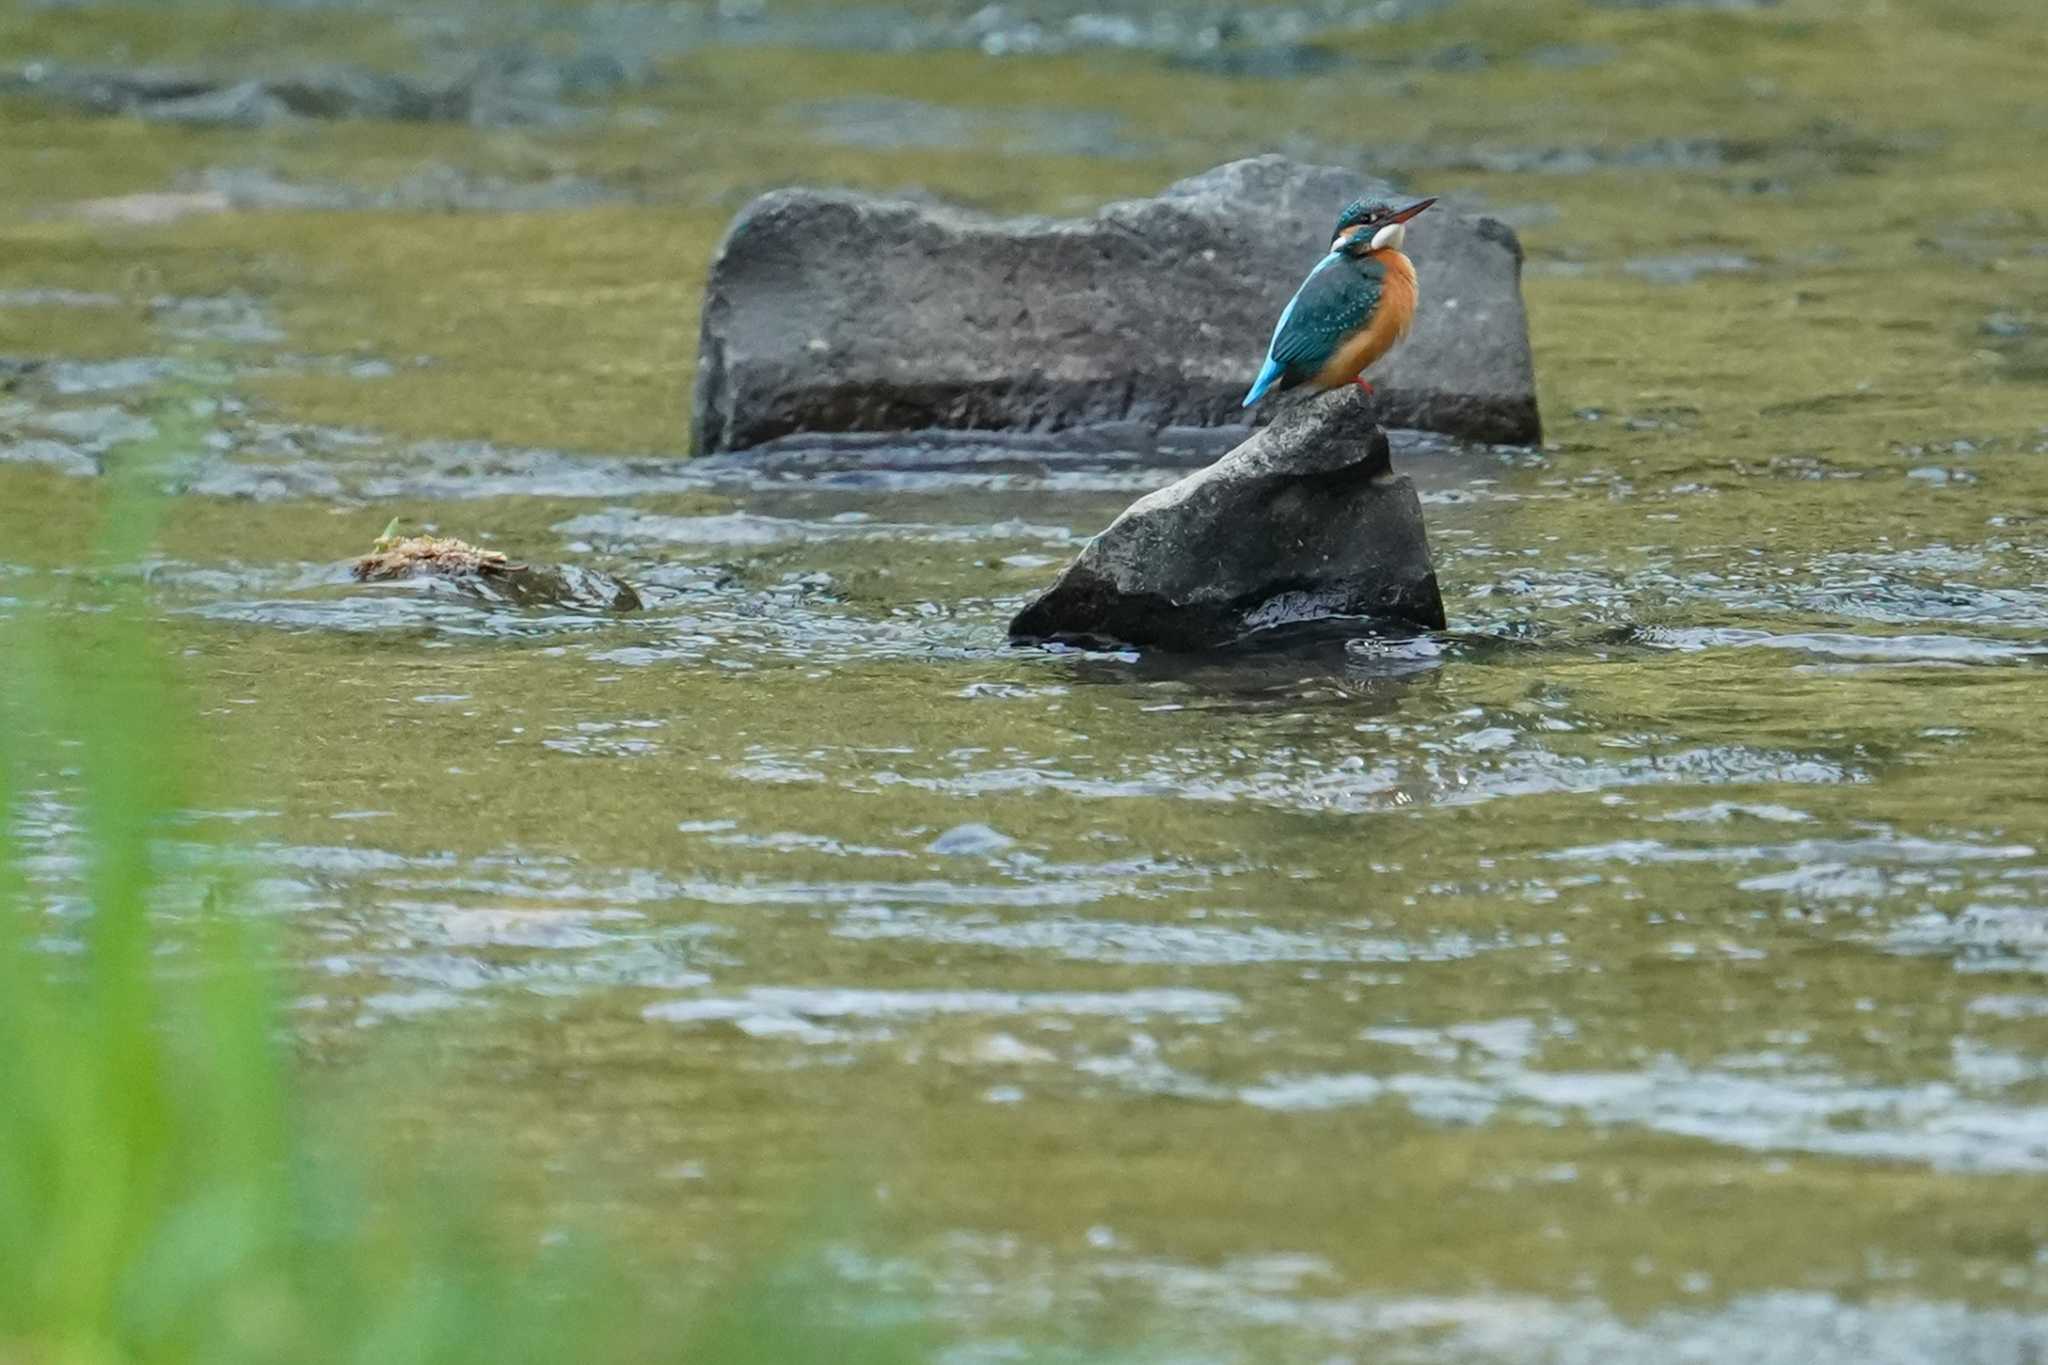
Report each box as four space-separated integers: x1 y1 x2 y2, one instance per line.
1370 220 1407 251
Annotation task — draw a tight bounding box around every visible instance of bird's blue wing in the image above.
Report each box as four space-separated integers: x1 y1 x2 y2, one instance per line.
1243 253 1386 406
1269 255 1385 373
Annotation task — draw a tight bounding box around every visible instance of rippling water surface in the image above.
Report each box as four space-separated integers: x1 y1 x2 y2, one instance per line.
5 0 2048 1357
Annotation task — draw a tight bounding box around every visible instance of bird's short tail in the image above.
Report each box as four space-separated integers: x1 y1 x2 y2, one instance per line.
1241 358 1284 408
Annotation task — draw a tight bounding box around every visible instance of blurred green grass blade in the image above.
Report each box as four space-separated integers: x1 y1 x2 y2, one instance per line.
0 382 965 1365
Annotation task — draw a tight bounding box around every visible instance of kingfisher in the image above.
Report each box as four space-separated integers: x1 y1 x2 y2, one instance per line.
1241 195 1437 408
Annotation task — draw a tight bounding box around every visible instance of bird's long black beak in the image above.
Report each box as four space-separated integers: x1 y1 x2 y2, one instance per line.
1389 197 1437 224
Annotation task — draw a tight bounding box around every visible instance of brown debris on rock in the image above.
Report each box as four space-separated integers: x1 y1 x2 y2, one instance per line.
353 534 520 582
351 532 641 611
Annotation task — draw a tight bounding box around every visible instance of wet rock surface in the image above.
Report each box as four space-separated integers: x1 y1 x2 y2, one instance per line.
1009 387 1443 650
691 154 1538 453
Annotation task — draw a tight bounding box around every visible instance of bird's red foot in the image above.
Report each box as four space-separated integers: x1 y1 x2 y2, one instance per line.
1353 378 1376 396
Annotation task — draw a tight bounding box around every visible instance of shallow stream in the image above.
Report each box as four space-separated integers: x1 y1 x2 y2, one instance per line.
5 0 2048 1357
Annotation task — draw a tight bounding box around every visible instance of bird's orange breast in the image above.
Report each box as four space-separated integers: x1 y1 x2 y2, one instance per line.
1312 249 1418 391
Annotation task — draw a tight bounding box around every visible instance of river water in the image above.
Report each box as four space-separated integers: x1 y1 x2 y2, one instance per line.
4 0 2048 1358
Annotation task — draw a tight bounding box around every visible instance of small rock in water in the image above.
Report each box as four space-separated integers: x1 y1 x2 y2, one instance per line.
926 823 1016 856
29 404 157 452
1009 388 1444 651
1 438 98 478
1168 43 1348 78
2 55 607 132
145 80 291 128
1525 43 1619 69
1623 252 1757 284
351 532 640 611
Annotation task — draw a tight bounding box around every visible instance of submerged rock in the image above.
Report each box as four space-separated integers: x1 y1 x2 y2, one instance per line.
193 164 627 214
926 823 1017 857
691 154 1538 453
1 438 97 478
1008 388 1443 651
0 54 616 130
352 534 640 611
1624 252 1758 284
1167 43 1351 78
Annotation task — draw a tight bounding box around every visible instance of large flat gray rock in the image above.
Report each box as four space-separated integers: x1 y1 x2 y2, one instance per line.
1008 386 1443 652
691 155 1538 454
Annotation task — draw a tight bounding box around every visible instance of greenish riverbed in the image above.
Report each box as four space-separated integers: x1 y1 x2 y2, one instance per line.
5 0 2048 1358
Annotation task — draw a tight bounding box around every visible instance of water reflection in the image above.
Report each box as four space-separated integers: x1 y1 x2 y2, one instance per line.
1052 617 1447 717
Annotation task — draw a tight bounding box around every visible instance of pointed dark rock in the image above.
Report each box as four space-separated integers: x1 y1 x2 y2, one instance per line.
1008 388 1443 652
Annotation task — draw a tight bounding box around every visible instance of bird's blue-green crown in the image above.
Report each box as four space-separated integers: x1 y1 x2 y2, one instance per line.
1330 194 1439 252
1333 198 1395 239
